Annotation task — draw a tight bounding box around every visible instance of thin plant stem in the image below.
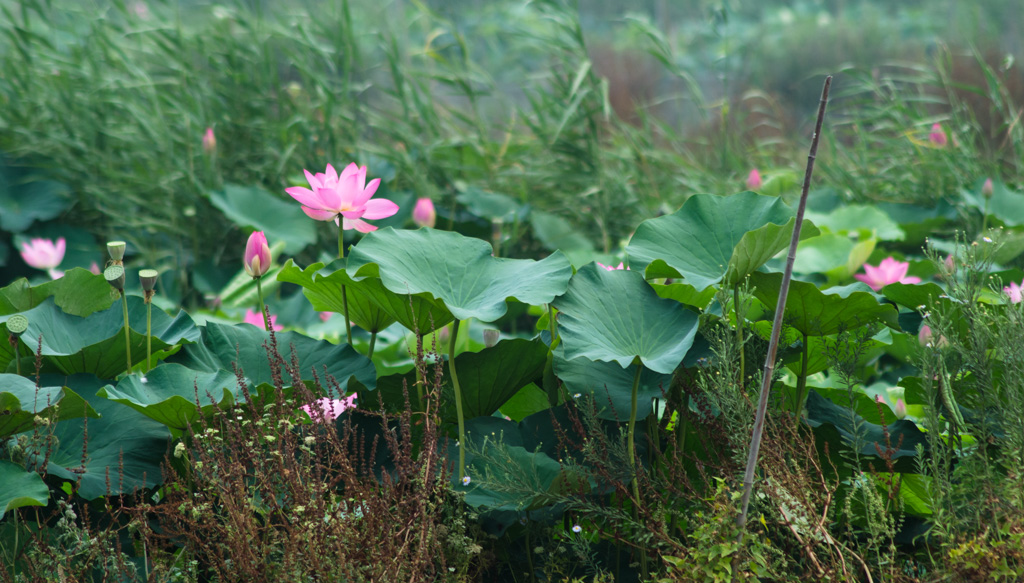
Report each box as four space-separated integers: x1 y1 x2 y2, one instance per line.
255 276 270 332
146 301 152 374
121 292 132 375
734 283 744 387
676 392 690 454
737 75 832 531
339 219 353 346
626 359 649 580
11 336 20 376
794 330 809 431
449 319 467 481
415 333 425 406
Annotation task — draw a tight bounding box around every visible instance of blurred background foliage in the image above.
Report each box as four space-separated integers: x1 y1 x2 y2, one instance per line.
0 0 1021 304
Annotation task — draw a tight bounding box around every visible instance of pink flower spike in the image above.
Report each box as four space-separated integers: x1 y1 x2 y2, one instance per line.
854 257 920 291
929 123 947 147
413 197 436 228
244 309 282 331
202 127 216 153
1004 279 1024 304
20 237 66 279
746 168 763 190
286 162 397 230
243 231 271 278
302 395 357 421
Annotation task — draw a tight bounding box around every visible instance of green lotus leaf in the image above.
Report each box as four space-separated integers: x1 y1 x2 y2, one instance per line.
457 187 526 222
749 272 899 336
24 374 171 500
0 374 100 439
651 281 716 309
805 204 904 241
626 191 818 289
358 339 548 423
552 351 671 420
877 200 956 245
0 161 72 232
0 461 49 519
792 233 876 279
209 184 316 254
0 268 114 317
347 228 573 322
499 384 551 422
0 297 199 379
962 179 1024 226
552 264 699 374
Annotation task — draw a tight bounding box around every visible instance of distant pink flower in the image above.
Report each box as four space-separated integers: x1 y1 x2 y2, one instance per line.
412 197 436 228
20 237 66 279
302 395 356 421
243 231 271 278
982 177 994 198
929 123 947 147
854 257 921 291
596 262 628 271
874 394 885 404
746 168 762 190
202 127 216 153
285 163 398 232
244 309 282 331
89 262 101 275
1004 279 1024 303
894 398 907 419
319 311 333 322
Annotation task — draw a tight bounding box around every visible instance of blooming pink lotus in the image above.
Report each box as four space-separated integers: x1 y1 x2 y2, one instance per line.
302 395 356 421
20 237 66 279
854 257 921 291
244 309 282 331
243 231 271 278
596 262 628 271
412 197 436 228
285 163 398 232
929 123 947 147
1004 279 1024 303
746 168 763 190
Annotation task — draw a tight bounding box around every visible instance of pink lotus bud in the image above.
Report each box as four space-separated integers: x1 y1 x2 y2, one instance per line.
918 324 948 348
412 197 436 228
202 127 216 153
982 178 994 199
319 311 333 322
89 262 102 275
746 169 763 190
483 329 500 348
944 254 955 274
894 398 907 419
243 231 271 278
436 325 451 346
929 123 947 147
20 237 66 279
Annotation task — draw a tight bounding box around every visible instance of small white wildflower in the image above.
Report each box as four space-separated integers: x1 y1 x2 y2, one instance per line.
572 524 582 533
139 376 148 384
573 393 581 399
983 237 993 243
462 476 471 486
173 442 187 459
303 436 316 447
264 435 276 443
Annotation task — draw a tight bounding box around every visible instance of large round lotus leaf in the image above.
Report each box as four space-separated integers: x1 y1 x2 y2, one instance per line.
0 461 48 519
26 374 171 500
805 204 904 241
962 179 1024 227
5 297 199 379
278 259 452 334
346 228 572 322
749 272 899 336
209 184 316 254
0 268 113 317
0 374 99 439
552 351 671 420
358 339 547 424
169 322 376 389
626 191 818 290
0 172 71 232
792 233 876 280
552 264 699 374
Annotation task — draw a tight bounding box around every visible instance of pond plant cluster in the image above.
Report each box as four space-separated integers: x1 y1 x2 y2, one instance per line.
3 0 1024 582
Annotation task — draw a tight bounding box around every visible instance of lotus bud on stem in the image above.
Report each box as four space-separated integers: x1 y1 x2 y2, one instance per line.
7 314 28 376
107 241 126 266
105 265 132 376
243 232 272 332
139 269 158 374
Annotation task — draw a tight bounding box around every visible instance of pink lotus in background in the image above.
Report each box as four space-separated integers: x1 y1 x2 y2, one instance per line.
929 123 947 147
285 163 398 232
894 398 907 419
89 262 102 275
302 395 357 421
244 309 282 331
202 127 216 153
412 197 436 228
854 257 921 291
319 311 333 322
982 177 994 198
596 262 628 271
1004 279 1024 303
20 237 66 279
746 169 763 190
243 231 271 278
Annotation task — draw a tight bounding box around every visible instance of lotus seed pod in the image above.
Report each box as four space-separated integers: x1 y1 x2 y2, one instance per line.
483 328 500 348
107 241 127 263
139 269 159 291
6 314 28 336
104 265 126 291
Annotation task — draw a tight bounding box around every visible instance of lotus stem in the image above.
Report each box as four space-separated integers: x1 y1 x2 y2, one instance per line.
7 315 26 377
738 75 831 532
9 334 19 376
255 276 270 332
626 358 648 580
734 284 744 387
146 301 152 374
338 219 353 347
415 333 425 407
121 292 132 375
449 319 467 482
368 331 377 360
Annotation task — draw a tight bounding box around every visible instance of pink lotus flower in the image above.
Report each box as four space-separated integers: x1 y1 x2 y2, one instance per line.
89 262 102 275
929 123 947 147
202 127 216 153
244 309 282 331
854 257 921 291
20 237 66 279
319 311 333 322
746 169 762 190
285 163 398 233
412 197 436 228
982 177 994 198
1004 279 1024 303
894 398 907 419
243 231 271 278
596 262 628 271
302 395 356 421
